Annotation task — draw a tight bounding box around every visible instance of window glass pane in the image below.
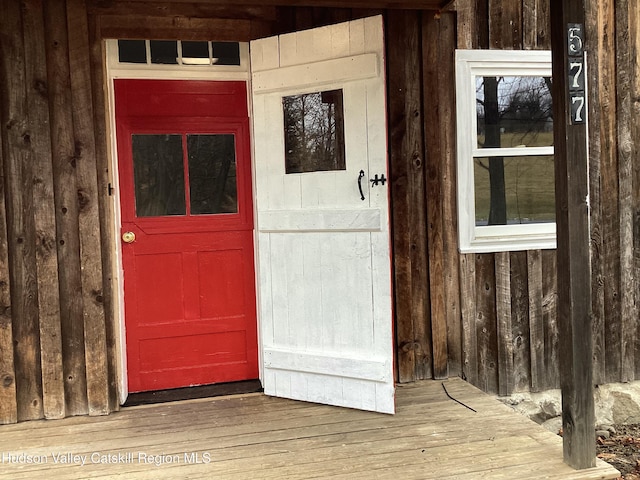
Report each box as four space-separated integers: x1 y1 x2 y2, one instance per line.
118 40 147 63
187 134 238 215
181 41 209 59
132 134 186 217
476 76 553 149
150 40 178 64
474 155 555 226
283 89 346 174
212 42 240 66
181 41 210 65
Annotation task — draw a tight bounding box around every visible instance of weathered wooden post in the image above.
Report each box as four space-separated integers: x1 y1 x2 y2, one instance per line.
550 0 595 469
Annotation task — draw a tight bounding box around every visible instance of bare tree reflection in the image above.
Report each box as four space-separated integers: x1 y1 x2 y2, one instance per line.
283 89 345 173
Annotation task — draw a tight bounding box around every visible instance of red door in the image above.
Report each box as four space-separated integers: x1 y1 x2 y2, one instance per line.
114 79 258 392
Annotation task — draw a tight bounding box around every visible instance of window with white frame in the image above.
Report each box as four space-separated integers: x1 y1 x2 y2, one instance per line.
455 50 555 253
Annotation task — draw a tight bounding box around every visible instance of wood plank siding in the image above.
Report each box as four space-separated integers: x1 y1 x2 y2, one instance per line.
457 0 640 396
0 0 637 424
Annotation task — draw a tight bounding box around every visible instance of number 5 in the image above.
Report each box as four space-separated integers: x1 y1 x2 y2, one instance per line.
568 26 583 54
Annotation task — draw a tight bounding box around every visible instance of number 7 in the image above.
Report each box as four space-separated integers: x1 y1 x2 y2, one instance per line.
572 96 585 123
570 61 583 89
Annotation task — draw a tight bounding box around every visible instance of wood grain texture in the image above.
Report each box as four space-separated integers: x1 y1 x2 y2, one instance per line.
0 379 620 479
615 0 636 383
597 0 622 385
23 0 65 420
522 0 537 49
495 252 513 396
43 0 89 416
476 0 490 49
629 0 640 381
460 254 478 385
551 0 596 467
67 0 110 415
542 250 559 389
488 0 522 49
527 250 544 392
475 254 498 393
98 15 256 41
0 12 18 424
436 12 461 378
456 0 477 49
510 251 530 393
535 0 551 49
87 1 278 20
523 0 550 49
388 10 432 382
88 0 446 9
423 11 450 379
0 0 44 423
584 0 605 386
89 11 119 412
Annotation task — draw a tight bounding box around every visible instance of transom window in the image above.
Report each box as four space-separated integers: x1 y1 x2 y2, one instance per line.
455 50 555 253
117 40 241 66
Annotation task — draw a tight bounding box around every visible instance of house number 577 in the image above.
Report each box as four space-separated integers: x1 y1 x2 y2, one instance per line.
567 23 586 125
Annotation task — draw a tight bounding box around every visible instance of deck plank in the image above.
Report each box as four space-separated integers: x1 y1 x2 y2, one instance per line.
0 378 619 479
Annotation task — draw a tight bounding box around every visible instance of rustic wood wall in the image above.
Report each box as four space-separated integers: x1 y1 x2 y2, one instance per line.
585 0 640 386
455 0 640 395
0 0 458 423
0 0 114 423
1 0 635 424
455 0 559 395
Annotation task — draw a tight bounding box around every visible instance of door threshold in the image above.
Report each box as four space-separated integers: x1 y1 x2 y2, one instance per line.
123 379 263 407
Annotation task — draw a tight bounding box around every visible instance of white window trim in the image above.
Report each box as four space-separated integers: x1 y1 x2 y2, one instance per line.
105 40 250 81
455 49 556 253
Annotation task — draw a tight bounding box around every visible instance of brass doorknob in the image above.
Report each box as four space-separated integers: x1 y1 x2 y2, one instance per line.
122 231 136 243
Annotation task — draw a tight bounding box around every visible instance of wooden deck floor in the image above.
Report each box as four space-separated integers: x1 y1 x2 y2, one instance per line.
0 378 619 479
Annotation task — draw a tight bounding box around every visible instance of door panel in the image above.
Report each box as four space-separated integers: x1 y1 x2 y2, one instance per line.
251 17 395 413
115 80 258 393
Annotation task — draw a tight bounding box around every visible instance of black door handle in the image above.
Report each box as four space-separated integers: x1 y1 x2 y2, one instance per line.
358 170 366 201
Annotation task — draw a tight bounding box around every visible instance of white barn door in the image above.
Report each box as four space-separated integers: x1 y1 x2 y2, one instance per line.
251 16 394 414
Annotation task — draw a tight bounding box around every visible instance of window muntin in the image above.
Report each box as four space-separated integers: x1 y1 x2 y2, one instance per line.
456 50 555 253
116 40 241 66
131 133 239 218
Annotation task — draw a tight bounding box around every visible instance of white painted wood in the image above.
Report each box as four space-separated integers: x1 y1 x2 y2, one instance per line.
264 349 392 382
251 16 395 414
258 208 381 232
252 53 378 94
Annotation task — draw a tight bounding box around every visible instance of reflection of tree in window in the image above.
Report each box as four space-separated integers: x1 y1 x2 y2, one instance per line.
283 89 346 173
475 77 553 225
132 134 186 217
187 134 238 215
